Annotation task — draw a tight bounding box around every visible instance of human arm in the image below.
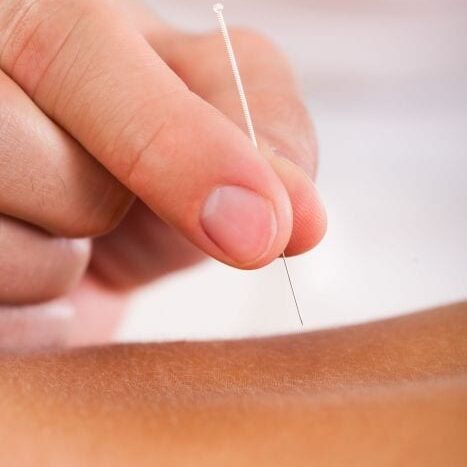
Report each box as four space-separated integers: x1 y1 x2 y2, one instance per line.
1 302 465 466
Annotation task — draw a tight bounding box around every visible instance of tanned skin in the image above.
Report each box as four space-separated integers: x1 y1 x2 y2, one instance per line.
0 302 465 466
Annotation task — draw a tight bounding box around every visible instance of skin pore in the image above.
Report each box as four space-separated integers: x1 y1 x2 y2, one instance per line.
0 302 465 466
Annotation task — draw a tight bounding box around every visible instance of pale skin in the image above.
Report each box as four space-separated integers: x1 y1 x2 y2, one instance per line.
0 1 465 464
0 0 325 311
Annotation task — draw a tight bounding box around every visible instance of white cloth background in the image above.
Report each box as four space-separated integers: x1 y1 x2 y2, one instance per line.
117 0 467 342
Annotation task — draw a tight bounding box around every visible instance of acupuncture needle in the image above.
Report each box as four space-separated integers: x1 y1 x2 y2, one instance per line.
213 3 304 326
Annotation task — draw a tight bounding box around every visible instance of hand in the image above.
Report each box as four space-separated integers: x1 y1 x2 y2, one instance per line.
0 0 326 346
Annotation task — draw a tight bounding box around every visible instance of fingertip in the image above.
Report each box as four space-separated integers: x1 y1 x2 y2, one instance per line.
285 178 327 256
266 153 327 256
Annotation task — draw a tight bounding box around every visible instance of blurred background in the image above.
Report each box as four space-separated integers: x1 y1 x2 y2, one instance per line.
118 0 467 342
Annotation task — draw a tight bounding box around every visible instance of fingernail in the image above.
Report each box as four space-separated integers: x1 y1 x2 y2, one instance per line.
201 186 277 265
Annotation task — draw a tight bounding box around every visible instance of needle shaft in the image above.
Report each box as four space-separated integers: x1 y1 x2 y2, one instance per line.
213 3 304 326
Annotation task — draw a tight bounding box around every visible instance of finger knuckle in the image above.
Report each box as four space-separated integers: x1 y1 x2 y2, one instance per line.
0 216 91 304
101 88 190 193
60 188 134 238
0 0 104 96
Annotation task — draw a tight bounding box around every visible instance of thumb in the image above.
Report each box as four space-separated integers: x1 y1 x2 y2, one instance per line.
0 0 293 269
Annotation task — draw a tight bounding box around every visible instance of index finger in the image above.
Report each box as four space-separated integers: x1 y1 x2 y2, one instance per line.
0 0 292 269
